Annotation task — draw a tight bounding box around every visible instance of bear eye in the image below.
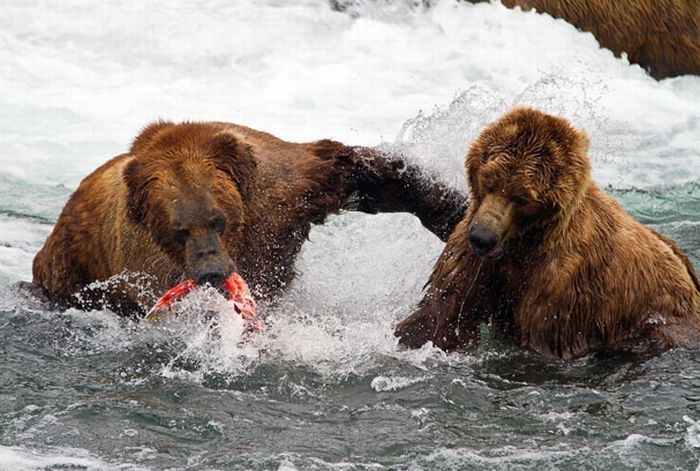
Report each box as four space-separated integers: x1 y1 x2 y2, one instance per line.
481 179 496 193
514 195 530 206
210 215 226 235
174 228 190 244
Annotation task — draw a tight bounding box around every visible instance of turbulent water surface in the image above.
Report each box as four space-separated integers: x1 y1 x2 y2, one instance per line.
1 0 700 469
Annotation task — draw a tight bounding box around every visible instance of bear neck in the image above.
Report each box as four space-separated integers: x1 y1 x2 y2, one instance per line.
536 175 592 253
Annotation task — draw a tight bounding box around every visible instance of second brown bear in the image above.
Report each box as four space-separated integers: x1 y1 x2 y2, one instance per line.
395 106 700 359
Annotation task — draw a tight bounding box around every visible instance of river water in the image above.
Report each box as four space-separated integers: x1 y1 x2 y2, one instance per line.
1 0 699 469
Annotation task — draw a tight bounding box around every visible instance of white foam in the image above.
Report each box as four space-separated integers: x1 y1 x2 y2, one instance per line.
370 374 428 391
412 445 582 469
0 445 147 471
0 0 696 188
684 415 700 449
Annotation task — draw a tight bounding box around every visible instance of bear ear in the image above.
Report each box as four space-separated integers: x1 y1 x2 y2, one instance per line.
211 131 258 201
570 127 591 156
130 120 174 155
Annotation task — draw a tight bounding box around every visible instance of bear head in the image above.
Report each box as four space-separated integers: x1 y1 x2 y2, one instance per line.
124 121 257 287
465 106 591 259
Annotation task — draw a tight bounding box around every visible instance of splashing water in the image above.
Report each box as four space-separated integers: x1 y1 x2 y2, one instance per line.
1 0 700 469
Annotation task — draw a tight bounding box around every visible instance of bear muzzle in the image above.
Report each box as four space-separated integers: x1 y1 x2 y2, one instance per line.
469 194 513 259
469 223 499 256
185 231 237 290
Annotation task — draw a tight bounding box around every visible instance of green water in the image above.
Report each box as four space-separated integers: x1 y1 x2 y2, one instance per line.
1 183 699 470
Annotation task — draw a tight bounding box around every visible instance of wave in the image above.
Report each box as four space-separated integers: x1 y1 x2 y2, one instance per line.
0 174 70 223
611 181 700 225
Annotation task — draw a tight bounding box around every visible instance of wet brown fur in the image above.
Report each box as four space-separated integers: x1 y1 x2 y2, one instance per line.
32 121 466 316
395 106 700 359
495 0 700 79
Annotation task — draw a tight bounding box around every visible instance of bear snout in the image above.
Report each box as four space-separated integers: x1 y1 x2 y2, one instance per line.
193 255 236 288
195 269 228 288
469 223 499 256
185 232 236 288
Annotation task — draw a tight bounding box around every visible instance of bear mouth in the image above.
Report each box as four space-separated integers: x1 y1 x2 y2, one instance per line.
144 272 257 324
484 246 505 260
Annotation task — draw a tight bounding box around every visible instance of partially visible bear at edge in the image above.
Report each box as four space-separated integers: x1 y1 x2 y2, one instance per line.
31 121 466 317
395 106 700 359
498 0 700 80
334 0 700 79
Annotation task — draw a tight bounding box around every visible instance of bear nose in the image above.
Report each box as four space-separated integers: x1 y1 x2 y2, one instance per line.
196 270 227 288
469 223 498 256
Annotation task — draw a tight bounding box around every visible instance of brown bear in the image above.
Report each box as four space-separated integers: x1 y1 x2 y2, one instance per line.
394 106 700 359
31 121 466 317
495 0 700 79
